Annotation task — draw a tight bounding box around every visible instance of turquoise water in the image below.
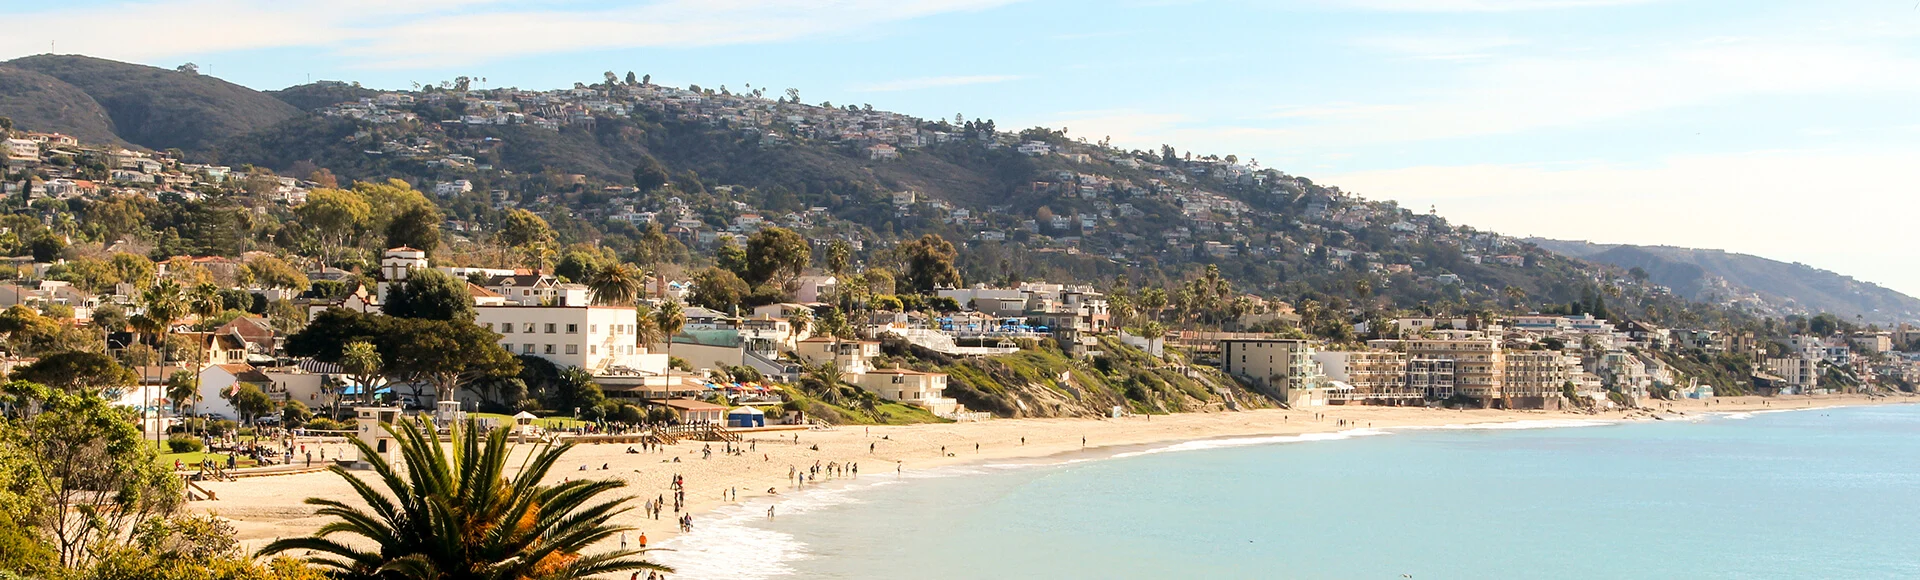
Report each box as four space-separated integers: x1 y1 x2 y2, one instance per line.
659 405 1920 579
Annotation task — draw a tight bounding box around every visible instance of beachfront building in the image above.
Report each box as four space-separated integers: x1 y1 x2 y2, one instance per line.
1371 330 1504 407
1312 350 1421 405
796 336 880 374
852 368 960 415
1503 351 1580 409
1407 357 1456 400
476 304 669 376
376 247 428 303
1220 338 1327 406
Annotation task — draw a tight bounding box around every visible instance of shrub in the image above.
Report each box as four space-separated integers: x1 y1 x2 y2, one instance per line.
167 435 205 453
305 417 342 431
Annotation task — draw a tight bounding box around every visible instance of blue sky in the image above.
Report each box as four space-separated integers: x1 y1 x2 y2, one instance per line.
6 0 1919 296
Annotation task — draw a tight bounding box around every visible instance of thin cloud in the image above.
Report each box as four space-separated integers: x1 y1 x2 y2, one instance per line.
853 75 1026 92
1350 35 1527 60
0 0 1026 67
1308 0 1664 12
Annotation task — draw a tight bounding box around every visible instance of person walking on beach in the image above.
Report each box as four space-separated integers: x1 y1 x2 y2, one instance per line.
639 532 647 548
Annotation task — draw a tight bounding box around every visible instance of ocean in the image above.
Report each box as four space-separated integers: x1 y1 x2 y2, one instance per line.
656 405 1920 579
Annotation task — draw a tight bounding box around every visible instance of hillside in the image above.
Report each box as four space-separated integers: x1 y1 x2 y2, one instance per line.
0 55 1780 334
0 65 124 146
0 54 299 151
1530 239 1920 324
267 81 382 112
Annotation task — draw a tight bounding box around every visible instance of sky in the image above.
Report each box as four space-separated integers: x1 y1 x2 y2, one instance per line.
4 0 1918 296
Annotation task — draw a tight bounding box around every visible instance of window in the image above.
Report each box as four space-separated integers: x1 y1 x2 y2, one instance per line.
544 344 555 355
565 344 578 355
590 324 599 333
522 343 534 354
891 375 904 384
545 323 556 334
501 324 513 334
590 345 598 354
566 324 577 334
523 323 535 333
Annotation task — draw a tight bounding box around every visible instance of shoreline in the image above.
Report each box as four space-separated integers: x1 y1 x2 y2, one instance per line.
193 393 1916 573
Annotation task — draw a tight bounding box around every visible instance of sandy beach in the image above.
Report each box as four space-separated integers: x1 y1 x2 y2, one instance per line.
195 393 1916 571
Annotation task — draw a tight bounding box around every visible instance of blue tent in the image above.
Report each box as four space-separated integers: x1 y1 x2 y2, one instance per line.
727 407 766 428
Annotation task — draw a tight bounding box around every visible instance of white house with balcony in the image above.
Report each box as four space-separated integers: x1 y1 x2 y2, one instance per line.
476 305 668 377
852 368 959 415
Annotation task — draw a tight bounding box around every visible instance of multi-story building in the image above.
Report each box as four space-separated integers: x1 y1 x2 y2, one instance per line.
796 336 881 374
476 305 668 376
1765 355 1820 392
1503 350 1579 409
852 368 959 415
1371 330 1504 407
1221 338 1326 406
1312 350 1420 405
1407 357 1456 400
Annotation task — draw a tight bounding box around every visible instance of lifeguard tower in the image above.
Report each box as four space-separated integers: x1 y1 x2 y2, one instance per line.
352 406 403 470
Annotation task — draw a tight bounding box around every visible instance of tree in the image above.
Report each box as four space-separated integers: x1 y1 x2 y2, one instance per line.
689 267 749 312
10 352 137 391
744 227 810 289
165 370 200 417
281 400 313 428
141 280 186 358
258 418 669 578
1 382 182 568
653 301 685 360
285 308 387 363
825 240 852 277
632 156 670 192
243 256 309 291
188 283 224 323
584 263 644 306
497 208 555 249
384 204 442 257
294 189 371 261
901 234 962 293
382 268 475 321
28 230 65 262
554 250 604 283
339 341 386 407
382 318 518 404
715 239 748 279
227 383 275 425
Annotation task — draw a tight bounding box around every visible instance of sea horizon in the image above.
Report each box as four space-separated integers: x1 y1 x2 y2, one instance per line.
658 404 1920 579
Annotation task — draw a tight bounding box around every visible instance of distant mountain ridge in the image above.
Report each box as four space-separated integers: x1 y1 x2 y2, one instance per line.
1529 239 1920 324
0 54 299 151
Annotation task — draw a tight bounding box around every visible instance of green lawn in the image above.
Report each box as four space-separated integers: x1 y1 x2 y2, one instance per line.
468 412 596 430
157 450 258 470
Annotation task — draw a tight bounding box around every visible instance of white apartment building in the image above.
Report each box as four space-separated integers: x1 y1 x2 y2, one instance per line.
477 305 669 376
1221 338 1327 405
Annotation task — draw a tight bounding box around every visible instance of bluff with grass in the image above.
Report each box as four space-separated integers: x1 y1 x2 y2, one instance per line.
879 336 1269 419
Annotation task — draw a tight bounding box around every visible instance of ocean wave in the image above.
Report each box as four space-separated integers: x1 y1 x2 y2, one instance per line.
652 479 899 580
1395 419 1619 431
1110 428 1390 459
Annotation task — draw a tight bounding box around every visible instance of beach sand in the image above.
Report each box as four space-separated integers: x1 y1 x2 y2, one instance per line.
195 393 1914 570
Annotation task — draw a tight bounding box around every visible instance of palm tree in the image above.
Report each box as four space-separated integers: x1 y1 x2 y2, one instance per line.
259 418 668 579
801 360 845 405
141 280 185 362
631 305 664 350
165 369 199 418
653 301 685 362
1139 287 1168 324
585 263 644 306
188 282 223 326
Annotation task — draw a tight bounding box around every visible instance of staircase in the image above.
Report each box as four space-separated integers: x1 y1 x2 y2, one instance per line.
745 350 801 383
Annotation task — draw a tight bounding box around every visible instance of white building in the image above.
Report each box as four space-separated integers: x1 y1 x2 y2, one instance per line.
476 305 669 376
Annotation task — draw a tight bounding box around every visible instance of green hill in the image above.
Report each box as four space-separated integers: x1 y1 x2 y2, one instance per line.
267 81 382 112
1530 239 1920 324
0 65 123 146
2 54 299 151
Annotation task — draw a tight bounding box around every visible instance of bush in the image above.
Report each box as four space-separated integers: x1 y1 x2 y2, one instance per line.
167 435 205 453
305 417 342 431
